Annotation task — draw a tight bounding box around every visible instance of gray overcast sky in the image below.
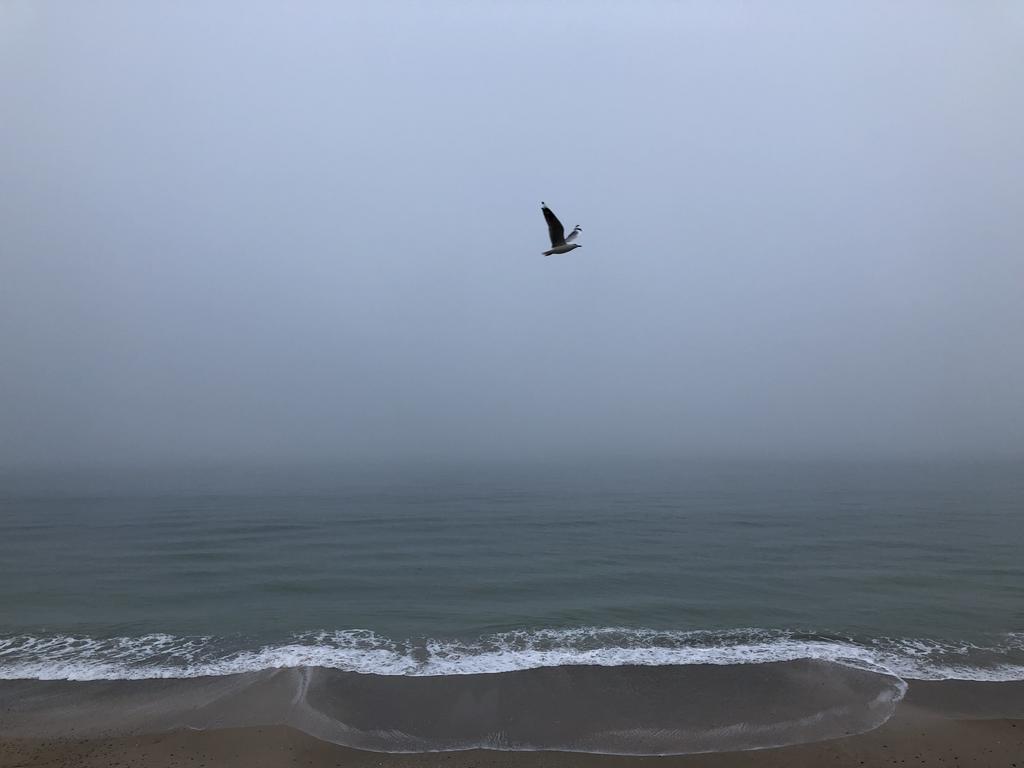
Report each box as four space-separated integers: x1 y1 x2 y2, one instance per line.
2 1 1023 467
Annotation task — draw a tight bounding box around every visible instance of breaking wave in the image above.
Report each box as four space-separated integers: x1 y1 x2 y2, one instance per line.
1 627 1023 682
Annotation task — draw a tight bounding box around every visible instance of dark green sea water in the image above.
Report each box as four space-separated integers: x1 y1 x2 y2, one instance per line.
1 459 1022 680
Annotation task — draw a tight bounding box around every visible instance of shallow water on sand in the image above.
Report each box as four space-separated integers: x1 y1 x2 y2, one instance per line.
0 661 908 754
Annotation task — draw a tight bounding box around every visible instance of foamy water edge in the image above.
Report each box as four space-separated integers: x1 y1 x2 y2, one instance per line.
2 628 1022 682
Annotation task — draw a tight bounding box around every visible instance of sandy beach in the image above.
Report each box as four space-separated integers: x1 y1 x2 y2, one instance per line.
2 679 1022 767
1 711 1021 768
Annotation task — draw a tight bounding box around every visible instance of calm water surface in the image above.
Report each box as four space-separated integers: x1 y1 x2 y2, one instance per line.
1 459 1022 679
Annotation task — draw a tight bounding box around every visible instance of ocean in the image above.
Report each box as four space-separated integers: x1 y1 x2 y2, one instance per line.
1 459 1022 752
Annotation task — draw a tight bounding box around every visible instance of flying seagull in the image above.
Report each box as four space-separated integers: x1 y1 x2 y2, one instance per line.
541 202 582 256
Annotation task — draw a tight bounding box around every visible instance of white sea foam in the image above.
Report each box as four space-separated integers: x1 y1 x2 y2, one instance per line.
1 628 1022 682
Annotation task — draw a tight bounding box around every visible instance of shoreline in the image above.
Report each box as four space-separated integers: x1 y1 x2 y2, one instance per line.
1 675 1022 766
0 661 909 753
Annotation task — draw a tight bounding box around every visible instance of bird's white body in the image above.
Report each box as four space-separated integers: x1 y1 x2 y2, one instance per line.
543 243 583 256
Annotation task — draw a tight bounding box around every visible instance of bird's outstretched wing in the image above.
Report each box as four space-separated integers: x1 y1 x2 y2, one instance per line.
541 203 566 247
564 225 582 243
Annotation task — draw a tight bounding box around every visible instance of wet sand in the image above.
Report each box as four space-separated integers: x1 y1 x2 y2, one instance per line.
1 678 1022 767
0 661 910 753
1 713 1022 768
